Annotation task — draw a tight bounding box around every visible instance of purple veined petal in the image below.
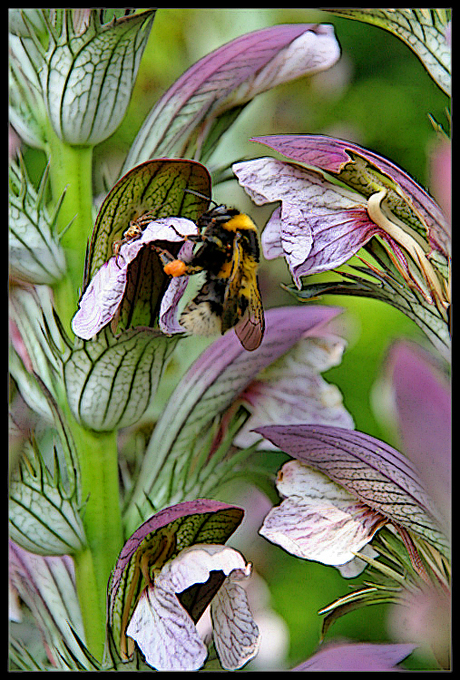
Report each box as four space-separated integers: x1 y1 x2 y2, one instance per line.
126 581 207 671
255 424 449 557
71 217 197 340
293 642 416 671
278 203 382 286
125 24 340 167
211 569 260 670
251 134 450 256
158 238 195 334
266 204 314 285
158 273 189 335
71 256 125 340
259 205 285 260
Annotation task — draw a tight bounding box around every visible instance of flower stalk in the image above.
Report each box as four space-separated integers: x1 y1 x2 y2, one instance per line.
45 123 123 660
65 409 123 661
47 128 94 330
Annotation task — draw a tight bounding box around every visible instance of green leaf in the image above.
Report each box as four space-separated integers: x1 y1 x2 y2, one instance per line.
9 441 85 556
10 373 83 556
319 586 398 640
9 543 90 669
9 159 67 284
8 8 49 37
41 9 156 145
9 286 65 420
64 327 176 432
326 9 451 95
9 33 48 149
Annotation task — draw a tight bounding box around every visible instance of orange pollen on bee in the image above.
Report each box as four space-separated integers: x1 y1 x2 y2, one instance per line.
164 259 187 277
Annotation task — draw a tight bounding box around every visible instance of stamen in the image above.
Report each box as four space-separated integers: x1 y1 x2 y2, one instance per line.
367 190 448 308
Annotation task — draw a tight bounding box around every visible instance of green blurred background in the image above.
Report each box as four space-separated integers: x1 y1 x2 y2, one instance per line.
20 8 450 670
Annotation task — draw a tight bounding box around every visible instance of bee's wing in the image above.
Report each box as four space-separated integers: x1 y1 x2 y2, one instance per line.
234 290 265 350
222 237 265 351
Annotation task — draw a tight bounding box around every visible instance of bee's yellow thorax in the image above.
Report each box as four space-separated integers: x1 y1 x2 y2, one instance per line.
222 213 257 232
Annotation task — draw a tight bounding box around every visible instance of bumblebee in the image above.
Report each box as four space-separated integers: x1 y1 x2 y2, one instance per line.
162 203 265 351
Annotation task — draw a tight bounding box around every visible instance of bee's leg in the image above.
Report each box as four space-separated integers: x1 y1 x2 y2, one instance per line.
150 245 202 277
152 246 174 266
182 233 203 244
181 264 205 275
167 225 202 243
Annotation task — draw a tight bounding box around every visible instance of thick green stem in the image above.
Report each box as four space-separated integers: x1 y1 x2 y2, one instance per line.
72 425 123 662
47 131 94 333
46 131 123 661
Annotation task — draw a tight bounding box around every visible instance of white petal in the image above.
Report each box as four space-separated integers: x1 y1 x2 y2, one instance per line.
260 206 284 260
260 462 383 565
211 577 260 670
72 217 197 340
127 544 259 671
158 240 195 334
228 24 340 106
71 257 127 339
235 336 353 449
158 543 250 594
137 216 198 244
126 584 207 671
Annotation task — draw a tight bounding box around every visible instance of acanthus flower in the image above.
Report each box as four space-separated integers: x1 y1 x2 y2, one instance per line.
71 216 198 340
256 423 449 571
233 134 451 360
107 500 260 672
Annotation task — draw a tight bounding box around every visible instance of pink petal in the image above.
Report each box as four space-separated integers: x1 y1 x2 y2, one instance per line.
294 642 416 671
234 157 381 286
252 134 450 256
386 342 451 528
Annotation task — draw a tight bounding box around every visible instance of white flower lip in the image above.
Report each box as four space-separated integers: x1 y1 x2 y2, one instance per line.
125 543 260 671
259 461 386 567
71 217 198 340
